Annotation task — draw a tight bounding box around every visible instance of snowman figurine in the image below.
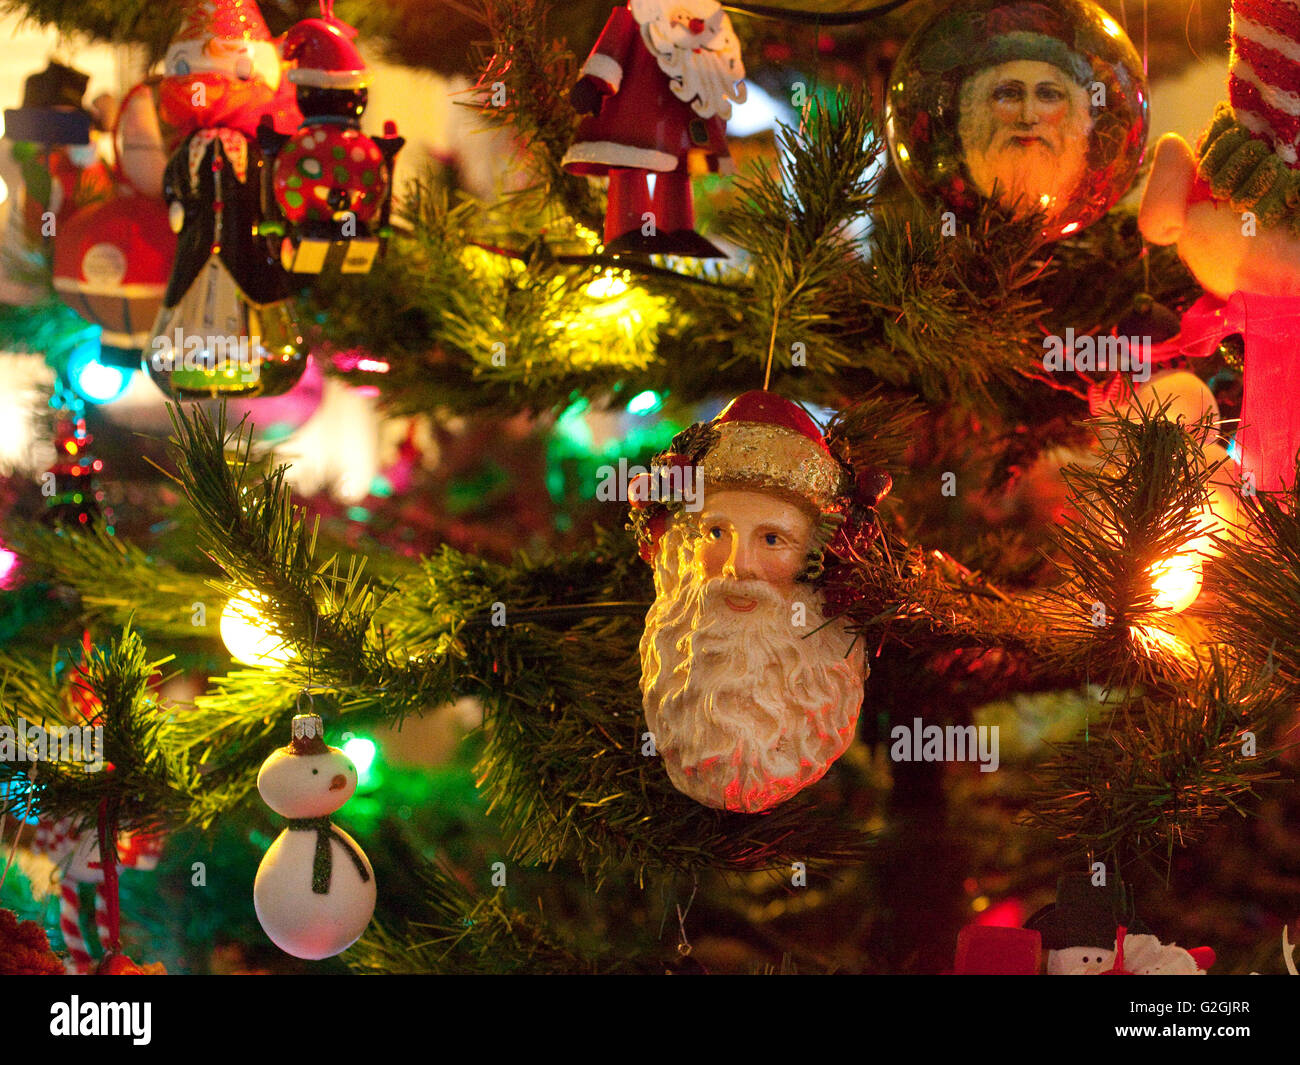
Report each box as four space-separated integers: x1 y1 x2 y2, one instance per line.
254 714 375 960
1028 873 1214 975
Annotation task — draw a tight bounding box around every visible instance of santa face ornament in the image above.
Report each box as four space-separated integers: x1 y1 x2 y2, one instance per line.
633 392 888 813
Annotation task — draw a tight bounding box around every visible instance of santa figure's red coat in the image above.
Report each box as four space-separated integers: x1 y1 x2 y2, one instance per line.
563 5 736 177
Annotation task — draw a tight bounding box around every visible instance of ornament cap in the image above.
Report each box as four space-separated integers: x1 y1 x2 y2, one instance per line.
705 391 846 513
288 714 330 755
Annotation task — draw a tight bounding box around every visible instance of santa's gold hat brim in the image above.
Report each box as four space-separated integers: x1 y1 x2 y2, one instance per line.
702 421 846 514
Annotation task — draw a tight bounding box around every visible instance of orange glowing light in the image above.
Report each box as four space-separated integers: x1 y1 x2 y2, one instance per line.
1149 549 1204 613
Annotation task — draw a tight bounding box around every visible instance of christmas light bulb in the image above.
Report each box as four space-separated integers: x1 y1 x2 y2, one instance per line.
220 591 295 667
1149 550 1204 613
341 735 377 786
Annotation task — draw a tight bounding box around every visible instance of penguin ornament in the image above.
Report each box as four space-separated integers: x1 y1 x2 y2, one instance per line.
254 714 375 960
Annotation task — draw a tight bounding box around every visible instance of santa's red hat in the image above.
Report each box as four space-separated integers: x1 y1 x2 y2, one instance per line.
174 0 273 45
283 17 370 90
703 391 846 514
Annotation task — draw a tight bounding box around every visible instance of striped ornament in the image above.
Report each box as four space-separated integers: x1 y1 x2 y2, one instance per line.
1231 0 1300 165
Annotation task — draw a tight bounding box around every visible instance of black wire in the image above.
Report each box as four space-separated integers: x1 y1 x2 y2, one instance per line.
723 0 915 24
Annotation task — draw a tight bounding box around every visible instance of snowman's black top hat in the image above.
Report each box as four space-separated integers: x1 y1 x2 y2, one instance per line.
21 62 90 111
1025 872 1150 950
4 61 94 144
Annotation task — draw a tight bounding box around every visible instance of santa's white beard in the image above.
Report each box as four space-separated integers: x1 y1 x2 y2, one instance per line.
640 547 865 813
635 3 746 121
962 136 1088 219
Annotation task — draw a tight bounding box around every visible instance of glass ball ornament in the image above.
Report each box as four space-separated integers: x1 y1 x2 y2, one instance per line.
885 0 1149 241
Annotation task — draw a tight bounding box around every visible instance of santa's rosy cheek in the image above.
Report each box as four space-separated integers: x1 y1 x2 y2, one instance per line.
991 101 1022 126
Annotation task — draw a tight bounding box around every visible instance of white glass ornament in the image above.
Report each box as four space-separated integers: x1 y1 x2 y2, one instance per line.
254 714 375 960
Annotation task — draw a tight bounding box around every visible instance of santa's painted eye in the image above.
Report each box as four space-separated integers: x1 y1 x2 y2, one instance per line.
174 58 191 75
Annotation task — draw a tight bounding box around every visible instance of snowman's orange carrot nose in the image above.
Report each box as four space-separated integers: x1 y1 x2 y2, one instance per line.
329 774 347 790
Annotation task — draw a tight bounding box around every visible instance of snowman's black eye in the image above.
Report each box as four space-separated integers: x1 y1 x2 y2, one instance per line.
312 768 318 775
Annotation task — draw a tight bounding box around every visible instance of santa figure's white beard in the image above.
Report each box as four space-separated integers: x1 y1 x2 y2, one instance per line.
640 540 865 813
632 0 747 121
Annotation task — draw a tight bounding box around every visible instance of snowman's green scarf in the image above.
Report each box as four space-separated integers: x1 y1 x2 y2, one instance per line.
286 817 371 894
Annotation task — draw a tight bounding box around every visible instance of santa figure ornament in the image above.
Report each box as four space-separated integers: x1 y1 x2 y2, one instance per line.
1139 0 1300 493
564 0 746 258
146 0 307 400
631 392 890 813
259 5 404 275
254 714 375 960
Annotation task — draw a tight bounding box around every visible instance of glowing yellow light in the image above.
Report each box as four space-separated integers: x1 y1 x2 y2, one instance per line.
585 273 629 300
896 144 910 163
1130 621 1190 659
1149 550 1204 613
1100 15 1122 37
220 590 295 667
971 896 990 913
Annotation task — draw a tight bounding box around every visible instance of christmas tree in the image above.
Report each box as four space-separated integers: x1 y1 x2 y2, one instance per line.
0 0 1297 1000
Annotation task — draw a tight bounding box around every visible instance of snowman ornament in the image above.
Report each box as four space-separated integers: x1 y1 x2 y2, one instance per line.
254 714 375 960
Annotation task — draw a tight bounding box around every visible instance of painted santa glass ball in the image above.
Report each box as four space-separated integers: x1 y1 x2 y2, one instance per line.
885 0 1148 241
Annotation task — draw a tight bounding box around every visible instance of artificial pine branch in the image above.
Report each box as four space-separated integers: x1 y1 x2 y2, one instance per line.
1206 474 1300 698
0 626 198 833
348 859 622 974
10 523 215 640
1021 649 1287 873
719 87 881 380
473 0 604 229
1043 405 1218 691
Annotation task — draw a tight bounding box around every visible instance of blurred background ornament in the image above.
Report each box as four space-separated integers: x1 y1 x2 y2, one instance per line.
260 7 404 276
145 0 307 400
52 190 175 368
